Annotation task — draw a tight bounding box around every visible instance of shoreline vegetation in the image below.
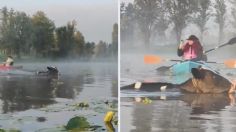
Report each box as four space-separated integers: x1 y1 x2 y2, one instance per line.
0 7 118 61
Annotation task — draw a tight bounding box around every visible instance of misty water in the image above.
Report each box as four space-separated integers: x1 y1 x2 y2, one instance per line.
0 62 118 131
121 45 236 132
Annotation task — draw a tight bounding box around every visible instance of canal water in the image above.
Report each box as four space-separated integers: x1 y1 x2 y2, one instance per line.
0 62 118 132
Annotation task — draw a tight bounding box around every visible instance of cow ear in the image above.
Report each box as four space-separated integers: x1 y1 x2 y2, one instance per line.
191 68 205 79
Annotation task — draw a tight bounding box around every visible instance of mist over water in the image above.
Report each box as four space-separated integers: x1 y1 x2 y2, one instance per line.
0 62 118 131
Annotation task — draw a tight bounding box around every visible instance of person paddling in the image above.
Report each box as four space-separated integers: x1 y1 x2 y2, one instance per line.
177 35 207 61
3 56 14 66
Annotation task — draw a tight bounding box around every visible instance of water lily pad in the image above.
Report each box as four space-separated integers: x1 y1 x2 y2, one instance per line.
65 116 90 130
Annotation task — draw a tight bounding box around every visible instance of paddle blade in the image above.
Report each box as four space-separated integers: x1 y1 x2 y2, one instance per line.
224 59 236 68
144 55 162 64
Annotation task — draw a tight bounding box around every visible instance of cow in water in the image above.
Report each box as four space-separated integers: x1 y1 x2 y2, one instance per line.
37 66 59 77
121 68 236 94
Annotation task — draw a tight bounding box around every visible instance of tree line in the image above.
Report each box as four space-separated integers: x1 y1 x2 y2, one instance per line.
0 7 118 60
121 0 235 49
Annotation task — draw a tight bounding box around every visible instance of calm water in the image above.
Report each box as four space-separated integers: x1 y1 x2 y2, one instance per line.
0 62 118 131
121 50 236 132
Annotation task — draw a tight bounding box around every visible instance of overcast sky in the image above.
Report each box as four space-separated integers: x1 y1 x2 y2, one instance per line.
0 0 118 43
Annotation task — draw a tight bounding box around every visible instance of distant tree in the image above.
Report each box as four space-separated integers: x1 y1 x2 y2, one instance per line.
74 30 85 57
84 42 95 60
55 21 76 57
13 12 33 57
214 0 226 44
153 0 169 44
165 0 197 43
120 3 136 48
134 0 160 49
0 7 33 58
230 0 236 35
31 11 55 57
192 0 212 43
112 23 118 57
94 40 107 58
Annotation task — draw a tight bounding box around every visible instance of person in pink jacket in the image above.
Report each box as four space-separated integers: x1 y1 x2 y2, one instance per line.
177 35 206 61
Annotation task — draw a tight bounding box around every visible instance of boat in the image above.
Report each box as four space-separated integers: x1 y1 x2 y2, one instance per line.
169 61 215 84
0 65 23 71
170 61 212 75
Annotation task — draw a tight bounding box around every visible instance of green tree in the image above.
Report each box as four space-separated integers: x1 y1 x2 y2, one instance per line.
13 12 33 57
0 7 33 58
55 21 77 57
74 30 85 57
31 11 55 57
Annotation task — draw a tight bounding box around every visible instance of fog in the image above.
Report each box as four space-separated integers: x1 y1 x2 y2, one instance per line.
121 0 236 54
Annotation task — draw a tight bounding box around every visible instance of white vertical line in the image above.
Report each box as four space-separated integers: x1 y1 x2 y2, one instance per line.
118 0 121 132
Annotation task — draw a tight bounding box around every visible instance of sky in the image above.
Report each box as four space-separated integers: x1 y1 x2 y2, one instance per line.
0 0 118 43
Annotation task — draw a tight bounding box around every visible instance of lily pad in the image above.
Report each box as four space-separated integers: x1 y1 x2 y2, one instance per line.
65 116 90 130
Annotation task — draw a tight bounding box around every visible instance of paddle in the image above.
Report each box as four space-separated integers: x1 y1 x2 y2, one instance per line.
144 55 236 68
204 37 236 54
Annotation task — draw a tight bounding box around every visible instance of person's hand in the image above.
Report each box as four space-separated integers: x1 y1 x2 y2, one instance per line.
179 40 185 49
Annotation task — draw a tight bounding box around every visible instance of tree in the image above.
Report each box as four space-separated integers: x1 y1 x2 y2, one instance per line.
31 11 55 57
111 23 118 57
0 7 17 55
192 0 212 43
0 7 33 58
13 12 33 57
230 0 236 35
165 0 197 43
134 0 160 49
214 0 226 44
55 21 84 58
84 42 95 60
120 3 136 48
74 30 85 57
94 41 107 58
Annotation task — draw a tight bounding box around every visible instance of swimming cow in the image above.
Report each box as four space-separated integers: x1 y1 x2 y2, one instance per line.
121 68 236 94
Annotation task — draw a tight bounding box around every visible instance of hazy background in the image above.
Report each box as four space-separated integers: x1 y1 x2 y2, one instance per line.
0 0 118 43
120 0 236 52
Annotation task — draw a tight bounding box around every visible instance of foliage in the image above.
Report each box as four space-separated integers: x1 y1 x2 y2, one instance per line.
31 11 55 57
65 116 90 130
0 7 115 61
214 0 226 44
192 0 212 43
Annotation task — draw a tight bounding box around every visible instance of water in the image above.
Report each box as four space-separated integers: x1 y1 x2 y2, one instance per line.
121 49 236 132
0 62 118 131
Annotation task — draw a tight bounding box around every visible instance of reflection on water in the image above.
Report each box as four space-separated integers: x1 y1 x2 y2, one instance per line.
121 52 236 132
0 62 117 131
121 94 236 132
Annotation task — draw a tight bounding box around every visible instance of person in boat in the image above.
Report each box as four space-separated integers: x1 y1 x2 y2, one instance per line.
3 56 14 66
177 35 207 61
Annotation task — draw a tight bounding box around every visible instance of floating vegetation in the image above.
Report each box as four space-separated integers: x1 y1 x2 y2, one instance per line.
65 116 102 131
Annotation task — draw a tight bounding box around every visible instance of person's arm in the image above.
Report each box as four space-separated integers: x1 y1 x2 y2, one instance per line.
177 40 185 56
177 48 183 56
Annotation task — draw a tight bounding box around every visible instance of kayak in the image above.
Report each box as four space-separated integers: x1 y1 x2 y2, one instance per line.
170 61 212 75
0 65 23 71
169 61 214 84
